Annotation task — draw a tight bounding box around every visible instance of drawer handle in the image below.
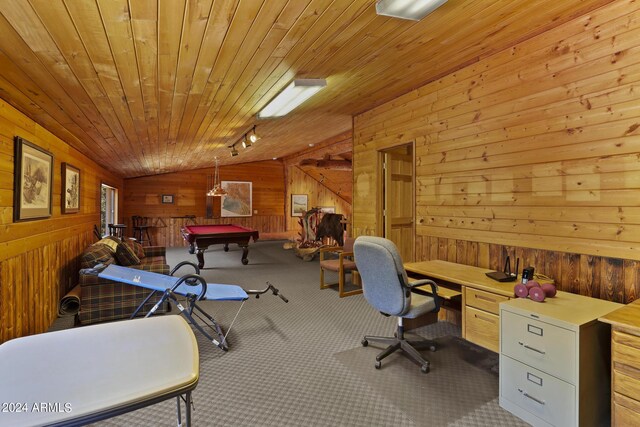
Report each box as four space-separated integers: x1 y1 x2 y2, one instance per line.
475 294 497 303
518 341 546 355
518 388 545 405
474 313 494 323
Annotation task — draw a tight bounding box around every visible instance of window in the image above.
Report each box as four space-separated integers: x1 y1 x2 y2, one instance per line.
100 183 118 236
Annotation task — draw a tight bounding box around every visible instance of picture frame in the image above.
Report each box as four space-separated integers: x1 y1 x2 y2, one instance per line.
61 163 80 214
13 136 53 221
221 181 252 217
161 194 174 204
291 194 308 217
319 206 335 214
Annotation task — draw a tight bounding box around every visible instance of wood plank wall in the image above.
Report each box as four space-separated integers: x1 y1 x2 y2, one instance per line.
283 133 353 238
0 98 123 343
121 160 287 245
353 0 640 302
284 166 352 237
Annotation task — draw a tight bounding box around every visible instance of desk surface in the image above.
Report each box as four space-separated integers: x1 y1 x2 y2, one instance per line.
599 298 640 330
404 259 517 298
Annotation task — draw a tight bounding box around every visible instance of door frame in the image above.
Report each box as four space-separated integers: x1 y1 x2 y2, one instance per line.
377 141 416 260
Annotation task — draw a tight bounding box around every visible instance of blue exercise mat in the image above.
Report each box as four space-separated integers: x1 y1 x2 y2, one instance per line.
99 264 249 301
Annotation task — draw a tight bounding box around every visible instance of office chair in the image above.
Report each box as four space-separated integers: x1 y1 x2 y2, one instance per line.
353 236 440 373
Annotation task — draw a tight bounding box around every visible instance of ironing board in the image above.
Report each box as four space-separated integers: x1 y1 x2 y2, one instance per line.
93 263 287 351
0 316 198 427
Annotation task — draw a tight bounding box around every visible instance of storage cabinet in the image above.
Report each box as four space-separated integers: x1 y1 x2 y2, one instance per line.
499 293 621 427
598 300 640 425
464 287 509 352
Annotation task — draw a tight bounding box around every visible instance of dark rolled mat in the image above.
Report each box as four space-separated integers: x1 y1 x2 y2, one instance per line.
58 285 81 316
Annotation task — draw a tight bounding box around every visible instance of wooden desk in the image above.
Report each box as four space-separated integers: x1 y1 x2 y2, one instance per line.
599 300 640 426
405 260 539 352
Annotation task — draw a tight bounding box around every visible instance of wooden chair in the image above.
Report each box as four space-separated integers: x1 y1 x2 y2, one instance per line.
107 223 126 240
319 237 362 297
132 216 153 246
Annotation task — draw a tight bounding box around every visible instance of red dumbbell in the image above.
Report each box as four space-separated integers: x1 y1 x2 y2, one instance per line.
514 284 528 298
541 283 557 298
529 285 546 302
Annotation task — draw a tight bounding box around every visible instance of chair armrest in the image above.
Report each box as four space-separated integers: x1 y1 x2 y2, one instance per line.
319 245 343 261
409 279 440 312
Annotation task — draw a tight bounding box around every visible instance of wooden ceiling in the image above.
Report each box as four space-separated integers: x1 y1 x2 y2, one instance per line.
0 0 613 178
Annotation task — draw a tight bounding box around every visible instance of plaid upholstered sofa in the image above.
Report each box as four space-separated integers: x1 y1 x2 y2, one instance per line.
77 237 171 325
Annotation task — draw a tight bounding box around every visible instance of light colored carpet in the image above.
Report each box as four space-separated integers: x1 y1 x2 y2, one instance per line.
50 241 526 426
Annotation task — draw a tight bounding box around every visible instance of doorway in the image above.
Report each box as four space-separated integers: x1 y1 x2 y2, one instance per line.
380 143 415 262
100 183 118 236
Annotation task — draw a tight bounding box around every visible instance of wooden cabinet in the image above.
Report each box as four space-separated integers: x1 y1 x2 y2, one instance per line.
464 287 509 352
500 294 621 427
600 302 640 426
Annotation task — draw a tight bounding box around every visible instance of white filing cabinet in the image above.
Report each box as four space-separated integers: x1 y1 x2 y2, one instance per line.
499 292 622 427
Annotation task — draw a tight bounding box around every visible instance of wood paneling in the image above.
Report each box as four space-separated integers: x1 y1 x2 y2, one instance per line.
354 0 640 302
0 98 123 343
283 132 353 237
0 1 614 178
121 160 286 244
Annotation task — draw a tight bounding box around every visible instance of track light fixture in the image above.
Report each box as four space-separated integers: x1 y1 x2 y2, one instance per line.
248 125 260 144
229 125 259 157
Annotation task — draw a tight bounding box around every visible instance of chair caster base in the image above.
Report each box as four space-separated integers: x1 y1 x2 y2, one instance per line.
421 364 430 374
375 360 381 369
362 338 368 347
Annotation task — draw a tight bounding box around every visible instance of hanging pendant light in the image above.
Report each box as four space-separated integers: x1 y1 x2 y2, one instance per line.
207 157 227 197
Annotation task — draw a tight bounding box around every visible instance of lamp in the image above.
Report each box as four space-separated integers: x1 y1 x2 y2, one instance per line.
241 135 250 148
230 145 239 157
206 157 227 197
258 79 327 118
375 0 447 21
248 125 259 143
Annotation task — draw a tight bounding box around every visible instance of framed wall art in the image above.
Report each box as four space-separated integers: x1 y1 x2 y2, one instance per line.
291 194 308 217
62 163 80 214
14 136 54 221
161 194 174 204
221 181 252 217
318 206 335 214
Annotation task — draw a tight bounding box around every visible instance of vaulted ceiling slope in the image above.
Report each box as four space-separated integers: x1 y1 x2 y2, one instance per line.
0 0 612 178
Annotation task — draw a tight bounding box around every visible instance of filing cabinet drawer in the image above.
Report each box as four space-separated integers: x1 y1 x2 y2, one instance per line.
465 287 508 314
500 355 575 427
501 310 576 384
465 306 499 352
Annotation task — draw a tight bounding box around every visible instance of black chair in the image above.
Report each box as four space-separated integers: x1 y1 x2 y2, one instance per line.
353 236 441 373
132 216 153 246
107 223 126 240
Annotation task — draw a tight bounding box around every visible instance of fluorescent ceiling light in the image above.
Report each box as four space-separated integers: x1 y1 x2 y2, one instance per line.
258 79 327 118
376 0 447 21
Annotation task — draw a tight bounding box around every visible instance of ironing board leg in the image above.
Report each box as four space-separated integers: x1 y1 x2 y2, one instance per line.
176 395 182 427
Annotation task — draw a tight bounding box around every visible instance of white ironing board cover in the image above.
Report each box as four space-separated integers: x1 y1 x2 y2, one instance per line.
0 316 198 427
98 264 249 300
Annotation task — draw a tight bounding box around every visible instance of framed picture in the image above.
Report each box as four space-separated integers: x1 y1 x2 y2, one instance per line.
291 194 308 217
161 194 174 204
319 206 335 214
221 181 252 217
13 136 53 221
61 163 80 214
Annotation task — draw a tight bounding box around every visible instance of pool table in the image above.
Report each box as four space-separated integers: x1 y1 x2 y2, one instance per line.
181 224 259 268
